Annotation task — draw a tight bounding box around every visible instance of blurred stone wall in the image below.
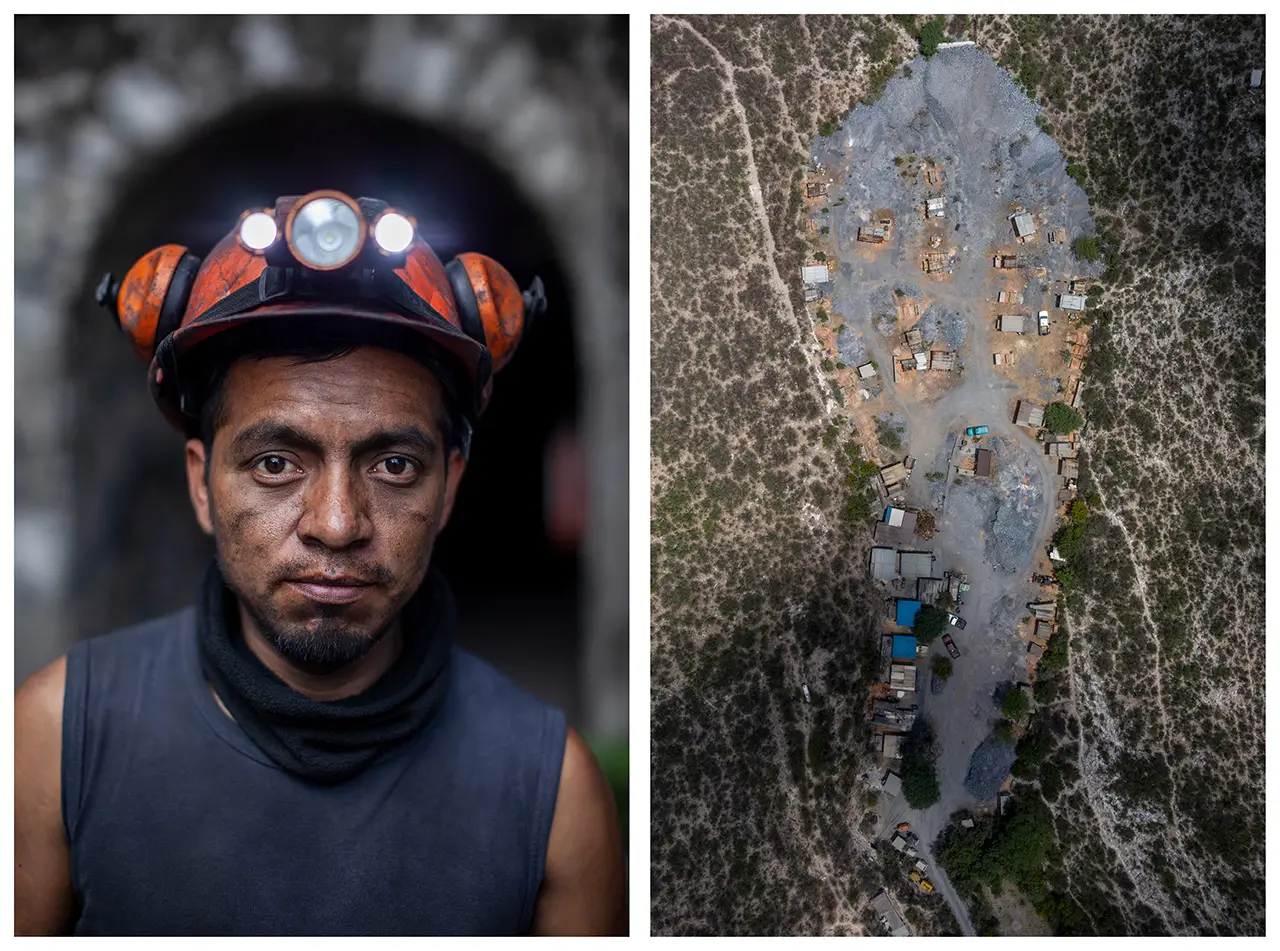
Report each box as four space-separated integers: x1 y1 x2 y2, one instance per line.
13 14 629 734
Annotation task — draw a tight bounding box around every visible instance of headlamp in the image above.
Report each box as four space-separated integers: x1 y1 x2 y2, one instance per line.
285 191 366 271
373 211 415 254
237 211 278 252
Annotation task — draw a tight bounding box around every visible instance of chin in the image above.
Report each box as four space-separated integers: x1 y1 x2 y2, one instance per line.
265 620 380 674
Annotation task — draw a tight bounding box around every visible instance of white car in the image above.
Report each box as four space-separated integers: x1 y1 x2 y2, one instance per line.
1038 310 1050 336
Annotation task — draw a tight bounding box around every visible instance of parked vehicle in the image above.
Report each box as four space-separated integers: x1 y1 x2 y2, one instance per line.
947 612 967 629
943 634 961 658
965 425 989 437
919 879 935 894
1038 310 1050 336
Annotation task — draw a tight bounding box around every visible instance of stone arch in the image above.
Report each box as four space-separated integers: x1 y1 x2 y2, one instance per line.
15 15 627 732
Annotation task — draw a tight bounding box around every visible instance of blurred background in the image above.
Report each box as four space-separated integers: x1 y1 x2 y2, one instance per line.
13 14 629 818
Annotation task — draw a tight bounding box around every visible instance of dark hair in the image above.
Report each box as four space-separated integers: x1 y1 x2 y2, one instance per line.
190 317 467 463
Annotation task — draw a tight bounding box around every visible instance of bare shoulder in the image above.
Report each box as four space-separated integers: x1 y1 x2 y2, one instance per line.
16 655 67 720
15 655 75 936
530 727 626 936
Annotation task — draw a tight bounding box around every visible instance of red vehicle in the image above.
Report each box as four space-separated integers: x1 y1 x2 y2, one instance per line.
942 634 961 659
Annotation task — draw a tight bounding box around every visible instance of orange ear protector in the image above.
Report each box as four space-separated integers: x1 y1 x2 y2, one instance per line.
96 190 548 436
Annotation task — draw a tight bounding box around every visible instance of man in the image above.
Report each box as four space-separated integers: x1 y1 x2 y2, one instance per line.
14 191 625 935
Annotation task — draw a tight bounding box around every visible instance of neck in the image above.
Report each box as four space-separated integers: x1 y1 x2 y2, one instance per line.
236 605 406 702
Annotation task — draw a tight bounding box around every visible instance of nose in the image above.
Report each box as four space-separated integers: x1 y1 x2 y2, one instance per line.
297 466 373 550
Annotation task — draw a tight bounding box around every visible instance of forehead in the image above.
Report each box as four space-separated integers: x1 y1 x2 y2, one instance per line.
216 346 445 436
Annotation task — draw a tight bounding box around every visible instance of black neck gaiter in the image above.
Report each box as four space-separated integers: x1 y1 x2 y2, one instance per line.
196 561 454 784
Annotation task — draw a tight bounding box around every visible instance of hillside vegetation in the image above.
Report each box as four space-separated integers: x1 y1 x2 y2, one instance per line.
651 14 1263 935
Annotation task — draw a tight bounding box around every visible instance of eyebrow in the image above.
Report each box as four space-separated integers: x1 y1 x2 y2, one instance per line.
228 421 438 460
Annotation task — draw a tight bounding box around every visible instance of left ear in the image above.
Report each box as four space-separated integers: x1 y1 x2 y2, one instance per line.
438 448 467 531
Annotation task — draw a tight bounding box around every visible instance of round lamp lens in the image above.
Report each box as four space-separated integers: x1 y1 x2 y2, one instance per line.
239 212 278 251
291 198 362 268
374 212 414 253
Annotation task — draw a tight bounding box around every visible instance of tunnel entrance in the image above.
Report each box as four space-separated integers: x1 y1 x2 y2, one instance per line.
72 98 583 714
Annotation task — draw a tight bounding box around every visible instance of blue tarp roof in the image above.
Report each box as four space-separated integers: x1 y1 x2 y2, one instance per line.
891 635 917 659
896 599 923 627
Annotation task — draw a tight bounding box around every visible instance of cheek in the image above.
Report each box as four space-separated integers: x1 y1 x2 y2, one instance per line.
212 487 300 562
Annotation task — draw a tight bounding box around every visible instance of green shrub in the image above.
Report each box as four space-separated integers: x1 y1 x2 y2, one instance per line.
995 721 1015 745
1073 236 1100 261
901 720 941 809
1002 688 1031 720
1069 500 1089 524
918 16 946 57
933 657 953 680
1044 402 1083 434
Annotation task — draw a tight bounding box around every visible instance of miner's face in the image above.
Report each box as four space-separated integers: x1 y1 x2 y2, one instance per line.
185 345 466 673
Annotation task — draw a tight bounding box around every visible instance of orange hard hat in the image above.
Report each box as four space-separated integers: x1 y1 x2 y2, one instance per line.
98 190 546 444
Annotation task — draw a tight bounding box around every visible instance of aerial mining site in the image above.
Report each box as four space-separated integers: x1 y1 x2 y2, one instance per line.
651 14 1263 937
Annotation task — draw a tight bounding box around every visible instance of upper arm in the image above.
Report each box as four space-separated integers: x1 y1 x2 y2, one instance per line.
14 656 76 936
529 727 626 936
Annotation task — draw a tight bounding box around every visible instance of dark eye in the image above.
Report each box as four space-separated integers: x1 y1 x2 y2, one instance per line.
253 455 299 477
374 456 417 478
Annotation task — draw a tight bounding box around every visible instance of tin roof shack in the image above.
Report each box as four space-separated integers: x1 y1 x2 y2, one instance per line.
999 315 1029 334
881 771 904 798
993 254 1019 269
913 350 931 370
889 663 917 694
858 362 878 379
898 552 934 583
1033 620 1053 644
930 351 956 372
871 891 909 937
1027 642 1045 659
1071 378 1085 408
1057 293 1086 312
916 577 946 605
881 733 903 760
804 285 821 302
904 328 923 350
996 290 1024 304
895 599 923 627
876 507 919 545
1060 458 1079 481
802 264 831 286
806 181 828 198
870 546 898 581
880 461 911 494
925 196 947 218
873 699 918 733
1011 211 1037 239
1015 400 1045 428
858 225 889 244
1250 69 1263 88
1030 601 1057 621
891 635 918 660
974 448 993 478
1047 441 1073 457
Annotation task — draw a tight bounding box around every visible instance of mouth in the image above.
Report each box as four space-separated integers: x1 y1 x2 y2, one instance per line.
285 577 376 605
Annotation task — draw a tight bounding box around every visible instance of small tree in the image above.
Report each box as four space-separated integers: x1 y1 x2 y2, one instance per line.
1044 402 1083 434
933 657 953 680
918 17 946 57
1069 500 1089 524
1002 688 1031 721
913 605 949 645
